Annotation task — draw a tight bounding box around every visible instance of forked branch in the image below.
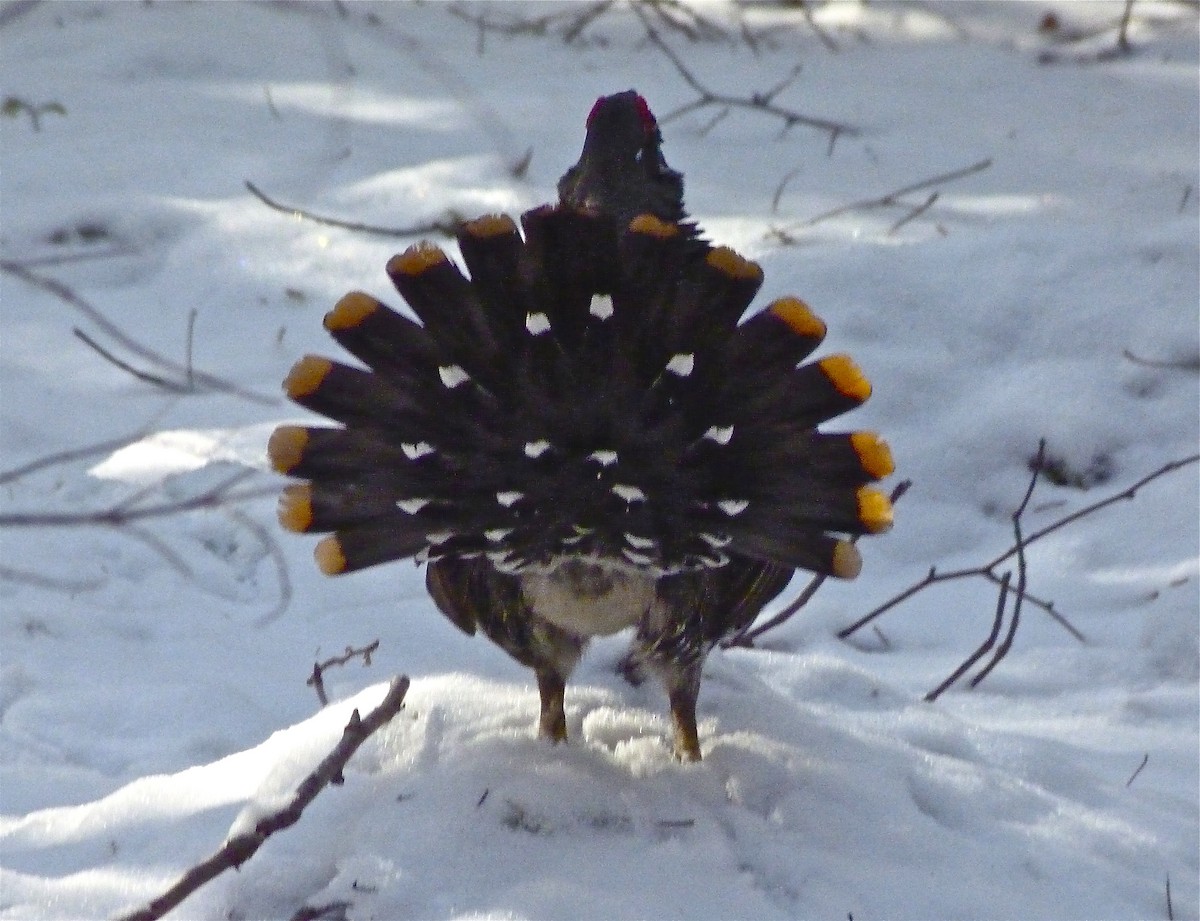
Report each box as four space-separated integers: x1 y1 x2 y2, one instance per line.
116 676 410 921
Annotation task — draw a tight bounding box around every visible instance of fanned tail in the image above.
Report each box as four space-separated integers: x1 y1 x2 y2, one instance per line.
269 205 894 579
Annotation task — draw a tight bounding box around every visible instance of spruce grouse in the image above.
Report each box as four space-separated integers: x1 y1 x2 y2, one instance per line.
268 90 894 761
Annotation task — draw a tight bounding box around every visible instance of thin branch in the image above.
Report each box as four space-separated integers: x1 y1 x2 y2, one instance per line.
0 432 148 485
992 452 1200 571
887 191 939 236
225 506 294 628
966 439 1043 689
0 563 105 593
116 676 410 921
1122 348 1200 372
1124 753 1149 787
0 482 279 528
839 450 1199 644
925 571 1010 702
633 5 856 139
307 640 382 707
245 180 463 239
0 259 276 406
1117 0 1136 52
798 158 992 227
72 327 192 393
771 166 804 214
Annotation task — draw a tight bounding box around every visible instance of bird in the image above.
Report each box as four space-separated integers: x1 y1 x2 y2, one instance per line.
267 91 894 761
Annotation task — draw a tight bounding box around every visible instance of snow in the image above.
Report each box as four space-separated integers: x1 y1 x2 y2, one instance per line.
1 2 1197 919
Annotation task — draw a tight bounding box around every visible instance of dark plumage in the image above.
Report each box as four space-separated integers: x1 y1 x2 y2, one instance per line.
269 92 894 761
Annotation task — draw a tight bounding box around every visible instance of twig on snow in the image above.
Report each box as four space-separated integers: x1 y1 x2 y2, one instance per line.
0 563 105 593
632 4 857 141
245 180 464 239
1124 752 1150 787
72 327 193 393
115 675 410 921
839 447 1200 688
308 640 382 707
0 470 278 528
924 571 1011 703
0 432 149 485
225 506 294 627
0 259 275 405
793 158 992 229
1122 348 1200 372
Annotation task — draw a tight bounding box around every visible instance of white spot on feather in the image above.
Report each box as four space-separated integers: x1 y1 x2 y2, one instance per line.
666 353 694 377
622 548 655 566
438 364 470 388
703 425 734 445
396 498 429 515
402 441 435 460
523 440 551 458
612 484 646 503
624 533 657 550
485 528 512 542
717 499 749 516
525 312 551 335
698 532 732 548
587 450 618 466
589 294 614 320
425 531 453 544
496 491 524 507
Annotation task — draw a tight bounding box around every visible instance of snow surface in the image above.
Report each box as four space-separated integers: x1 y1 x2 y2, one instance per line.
1 2 1198 919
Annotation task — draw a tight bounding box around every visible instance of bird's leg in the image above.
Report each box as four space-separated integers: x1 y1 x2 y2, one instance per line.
666 665 704 762
535 667 568 743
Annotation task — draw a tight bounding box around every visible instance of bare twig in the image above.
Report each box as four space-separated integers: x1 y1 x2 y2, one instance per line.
1166 872 1174 920
1117 0 1136 52
447 0 615 47
633 6 856 140
307 640 382 707
0 480 279 527
925 572 1010 703
0 563 105 593
797 158 992 227
185 308 197 392
771 166 804 215
839 450 1200 663
1122 348 1200 372
1124 753 1149 787
0 432 148 485
72 327 192 393
0 259 276 406
225 506 294 627
116 676 410 921
887 191 939 236
967 440 1044 689
245 180 463 239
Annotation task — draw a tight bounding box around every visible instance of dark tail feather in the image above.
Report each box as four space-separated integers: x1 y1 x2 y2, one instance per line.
727 297 827 371
282 355 423 428
521 206 621 346
278 481 433 534
721 524 864 579
386 243 499 374
313 524 431 576
456 214 529 346
322 292 441 386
